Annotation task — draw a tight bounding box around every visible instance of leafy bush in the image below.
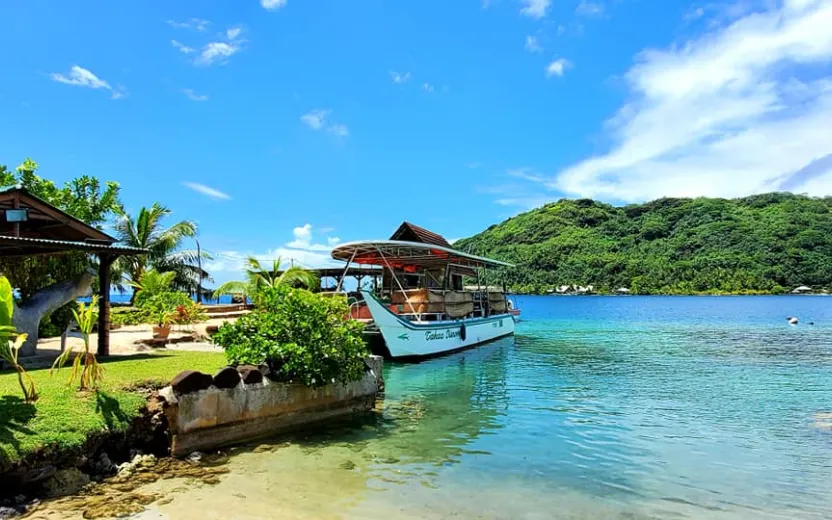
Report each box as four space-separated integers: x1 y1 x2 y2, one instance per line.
111 308 147 327
173 300 207 326
213 287 367 387
38 302 78 338
138 291 193 326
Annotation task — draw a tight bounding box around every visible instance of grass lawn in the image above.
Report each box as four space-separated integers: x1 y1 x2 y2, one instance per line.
0 350 226 470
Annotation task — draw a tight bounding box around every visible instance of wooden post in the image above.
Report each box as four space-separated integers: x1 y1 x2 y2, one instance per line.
98 254 114 357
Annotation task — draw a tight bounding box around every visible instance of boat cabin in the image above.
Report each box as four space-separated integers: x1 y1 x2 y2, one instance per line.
331 222 512 322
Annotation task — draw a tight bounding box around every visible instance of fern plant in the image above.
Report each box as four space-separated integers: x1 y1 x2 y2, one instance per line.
51 296 104 390
0 276 38 402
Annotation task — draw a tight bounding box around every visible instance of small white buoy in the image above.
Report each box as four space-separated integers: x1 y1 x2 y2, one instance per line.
787 316 799 325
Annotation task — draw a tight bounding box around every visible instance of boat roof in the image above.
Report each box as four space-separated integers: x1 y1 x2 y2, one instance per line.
331 240 513 268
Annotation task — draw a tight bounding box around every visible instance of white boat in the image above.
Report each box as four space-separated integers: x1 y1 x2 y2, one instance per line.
330 223 517 361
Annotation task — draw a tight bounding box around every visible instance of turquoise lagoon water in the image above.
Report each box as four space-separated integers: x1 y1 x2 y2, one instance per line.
51 296 832 519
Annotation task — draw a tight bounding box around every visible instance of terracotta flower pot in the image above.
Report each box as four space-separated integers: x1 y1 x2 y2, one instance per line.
152 324 172 340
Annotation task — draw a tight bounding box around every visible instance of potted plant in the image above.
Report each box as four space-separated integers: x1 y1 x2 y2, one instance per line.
153 308 174 339
144 292 178 340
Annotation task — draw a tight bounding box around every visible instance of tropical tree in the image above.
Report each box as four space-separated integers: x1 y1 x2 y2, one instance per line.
113 203 210 301
213 257 318 300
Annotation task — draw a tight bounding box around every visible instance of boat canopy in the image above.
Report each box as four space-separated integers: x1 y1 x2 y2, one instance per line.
331 240 513 269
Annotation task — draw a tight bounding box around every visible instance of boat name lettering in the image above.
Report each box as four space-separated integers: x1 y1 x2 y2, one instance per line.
425 328 462 341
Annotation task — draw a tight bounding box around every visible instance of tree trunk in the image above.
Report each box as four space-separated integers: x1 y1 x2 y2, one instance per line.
13 270 95 357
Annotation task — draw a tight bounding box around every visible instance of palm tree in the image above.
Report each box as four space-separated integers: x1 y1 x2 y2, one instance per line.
113 203 211 302
213 257 319 299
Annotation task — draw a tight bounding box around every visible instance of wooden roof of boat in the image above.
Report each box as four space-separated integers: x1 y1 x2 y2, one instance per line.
389 222 453 248
331 240 513 268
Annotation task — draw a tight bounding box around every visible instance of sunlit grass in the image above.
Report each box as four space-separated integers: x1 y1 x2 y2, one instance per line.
0 350 225 469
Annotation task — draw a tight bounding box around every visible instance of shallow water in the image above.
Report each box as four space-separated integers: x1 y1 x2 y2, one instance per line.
37 296 832 519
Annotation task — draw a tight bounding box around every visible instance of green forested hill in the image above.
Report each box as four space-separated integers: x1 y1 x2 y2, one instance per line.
455 193 832 294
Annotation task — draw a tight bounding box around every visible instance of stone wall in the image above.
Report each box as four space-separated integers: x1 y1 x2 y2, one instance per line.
159 356 384 457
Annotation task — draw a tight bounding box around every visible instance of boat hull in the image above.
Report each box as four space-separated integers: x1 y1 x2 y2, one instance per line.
360 291 516 361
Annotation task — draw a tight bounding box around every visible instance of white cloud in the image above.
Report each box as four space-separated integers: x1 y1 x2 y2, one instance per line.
422 82 435 93
525 35 543 53
182 88 209 101
546 58 570 77
300 109 330 130
167 18 210 31
301 109 349 137
286 223 339 251
287 223 313 249
327 123 349 137
50 66 125 99
261 0 288 11
576 0 604 17
389 71 411 84
520 0 551 19
552 0 832 201
183 182 230 200
196 42 240 66
508 167 545 182
226 26 242 40
171 40 195 54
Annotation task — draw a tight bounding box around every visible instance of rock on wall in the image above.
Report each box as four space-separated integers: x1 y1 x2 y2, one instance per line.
160 356 384 456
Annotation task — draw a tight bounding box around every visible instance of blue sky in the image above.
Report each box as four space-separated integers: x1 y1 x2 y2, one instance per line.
1 0 831 284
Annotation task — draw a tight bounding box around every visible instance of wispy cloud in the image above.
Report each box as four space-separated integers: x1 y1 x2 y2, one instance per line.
183 182 231 200
183 88 209 101
389 71 411 84
576 0 604 17
520 0 551 19
196 42 240 66
171 40 195 54
261 0 288 11
525 35 543 53
422 82 435 93
301 109 349 137
50 66 125 99
553 0 832 201
167 18 210 31
327 124 349 137
546 58 570 77
508 167 545 182
300 109 330 130
226 26 243 40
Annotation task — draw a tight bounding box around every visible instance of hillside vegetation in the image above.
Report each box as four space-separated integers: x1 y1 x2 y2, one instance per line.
456 193 832 295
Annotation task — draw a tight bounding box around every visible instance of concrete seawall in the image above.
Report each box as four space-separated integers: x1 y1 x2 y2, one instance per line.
160 356 384 456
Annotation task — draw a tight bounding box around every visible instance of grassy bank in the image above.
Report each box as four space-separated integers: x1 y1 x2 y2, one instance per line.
0 350 225 470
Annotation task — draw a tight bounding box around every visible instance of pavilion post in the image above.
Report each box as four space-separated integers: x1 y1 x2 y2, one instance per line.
98 254 114 357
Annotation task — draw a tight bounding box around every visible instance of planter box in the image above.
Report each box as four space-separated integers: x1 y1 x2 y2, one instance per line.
159 356 383 457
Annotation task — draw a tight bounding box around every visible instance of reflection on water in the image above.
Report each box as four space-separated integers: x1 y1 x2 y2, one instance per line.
33 296 832 519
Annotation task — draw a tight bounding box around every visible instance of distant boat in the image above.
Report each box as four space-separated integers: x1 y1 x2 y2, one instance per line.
792 285 813 294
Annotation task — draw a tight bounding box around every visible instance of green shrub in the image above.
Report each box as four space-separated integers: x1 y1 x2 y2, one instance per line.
111 308 148 327
138 291 192 326
213 287 367 387
38 302 78 338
